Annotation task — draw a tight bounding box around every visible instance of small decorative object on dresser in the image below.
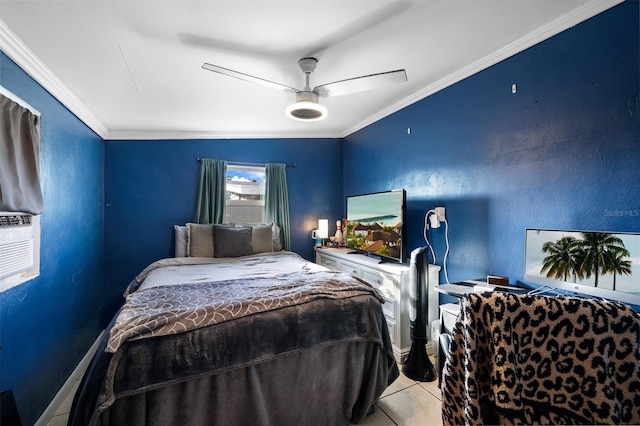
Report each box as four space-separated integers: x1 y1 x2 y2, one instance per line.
333 219 344 246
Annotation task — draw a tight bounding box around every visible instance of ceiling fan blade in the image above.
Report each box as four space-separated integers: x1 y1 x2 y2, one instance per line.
202 63 298 93
313 69 407 98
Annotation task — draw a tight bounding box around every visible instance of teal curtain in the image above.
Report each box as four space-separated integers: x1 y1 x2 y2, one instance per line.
265 163 291 251
193 158 227 224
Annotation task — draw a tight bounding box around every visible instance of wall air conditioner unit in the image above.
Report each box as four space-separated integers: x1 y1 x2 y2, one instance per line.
0 213 40 292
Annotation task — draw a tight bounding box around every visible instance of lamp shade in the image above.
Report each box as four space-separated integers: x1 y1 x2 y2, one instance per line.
317 219 329 238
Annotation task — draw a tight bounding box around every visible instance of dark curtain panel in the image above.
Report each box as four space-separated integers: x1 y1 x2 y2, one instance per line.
265 163 291 251
0 93 43 214
193 158 227 224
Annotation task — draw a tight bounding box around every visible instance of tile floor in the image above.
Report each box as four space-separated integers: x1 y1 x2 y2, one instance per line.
356 369 443 426
48 363 443 426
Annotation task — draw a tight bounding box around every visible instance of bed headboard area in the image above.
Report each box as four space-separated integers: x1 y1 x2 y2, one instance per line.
174 222 282 258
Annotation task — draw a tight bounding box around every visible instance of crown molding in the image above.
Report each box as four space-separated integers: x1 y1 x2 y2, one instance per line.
0 19 109 139
343 0 624 138
104 129 344 141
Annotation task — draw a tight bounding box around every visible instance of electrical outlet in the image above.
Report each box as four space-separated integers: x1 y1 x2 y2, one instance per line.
434 207 446 222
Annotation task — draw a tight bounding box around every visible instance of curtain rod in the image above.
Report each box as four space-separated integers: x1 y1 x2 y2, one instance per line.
197 158 296 168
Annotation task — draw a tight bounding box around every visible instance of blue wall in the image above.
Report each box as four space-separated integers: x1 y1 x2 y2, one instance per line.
344 2 639 290
103 138 343 318
0 54 105 425
1 1 638 423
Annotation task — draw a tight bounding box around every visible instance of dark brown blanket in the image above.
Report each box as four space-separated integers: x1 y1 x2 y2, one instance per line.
107 270 382 353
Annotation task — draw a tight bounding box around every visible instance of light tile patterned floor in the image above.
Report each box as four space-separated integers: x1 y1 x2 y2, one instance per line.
356 369 443 426
49 364 443 426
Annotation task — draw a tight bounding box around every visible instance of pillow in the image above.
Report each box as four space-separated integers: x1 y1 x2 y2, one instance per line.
271 223 282 251
236 223 282 252
174 225 188 257
249 223 274 254
214 226 253 258
187 223 214 257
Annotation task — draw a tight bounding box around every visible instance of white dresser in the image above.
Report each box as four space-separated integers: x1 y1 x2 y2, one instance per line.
314 247 440 358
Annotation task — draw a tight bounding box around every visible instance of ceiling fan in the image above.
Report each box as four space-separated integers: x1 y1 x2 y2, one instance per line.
202 57 407 122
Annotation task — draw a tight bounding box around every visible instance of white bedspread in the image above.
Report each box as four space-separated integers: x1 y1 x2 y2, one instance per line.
130 251 326 293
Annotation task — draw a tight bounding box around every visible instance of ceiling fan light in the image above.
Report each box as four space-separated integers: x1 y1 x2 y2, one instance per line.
286 91 327 122
286 101 327 121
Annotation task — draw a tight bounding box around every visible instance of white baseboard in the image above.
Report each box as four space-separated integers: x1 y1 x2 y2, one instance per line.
35 330 104 426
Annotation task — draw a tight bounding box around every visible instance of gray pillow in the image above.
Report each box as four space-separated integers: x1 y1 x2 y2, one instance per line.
214 226 253 258
187 223 214 257
236 222 282 252
174 225 188 257
272 223 282 251
250 223 274 254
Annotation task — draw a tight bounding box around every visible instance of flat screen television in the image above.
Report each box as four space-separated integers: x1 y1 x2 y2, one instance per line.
345 189 406 263
524 228 640 306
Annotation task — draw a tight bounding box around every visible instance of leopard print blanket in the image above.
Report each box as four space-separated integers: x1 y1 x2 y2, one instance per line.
441 292 640 425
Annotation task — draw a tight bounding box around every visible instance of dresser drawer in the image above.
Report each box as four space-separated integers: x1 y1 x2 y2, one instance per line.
380 295 395 320
338 260 360 276
385 317 396 344
360 268 396 299
316 254 339 270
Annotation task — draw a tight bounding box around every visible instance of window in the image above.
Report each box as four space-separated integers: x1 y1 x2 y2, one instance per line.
0 88 42 292
224 165 266 224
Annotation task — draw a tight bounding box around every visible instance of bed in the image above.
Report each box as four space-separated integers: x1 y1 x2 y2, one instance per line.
69 223 399 426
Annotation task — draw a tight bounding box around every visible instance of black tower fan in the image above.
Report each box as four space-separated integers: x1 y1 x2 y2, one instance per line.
402 246 436 382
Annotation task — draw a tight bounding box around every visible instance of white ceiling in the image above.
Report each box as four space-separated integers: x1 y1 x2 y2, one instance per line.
0 0 622 140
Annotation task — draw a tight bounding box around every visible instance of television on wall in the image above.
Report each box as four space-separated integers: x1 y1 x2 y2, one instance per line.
524 228 640 306
345 189 406 263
